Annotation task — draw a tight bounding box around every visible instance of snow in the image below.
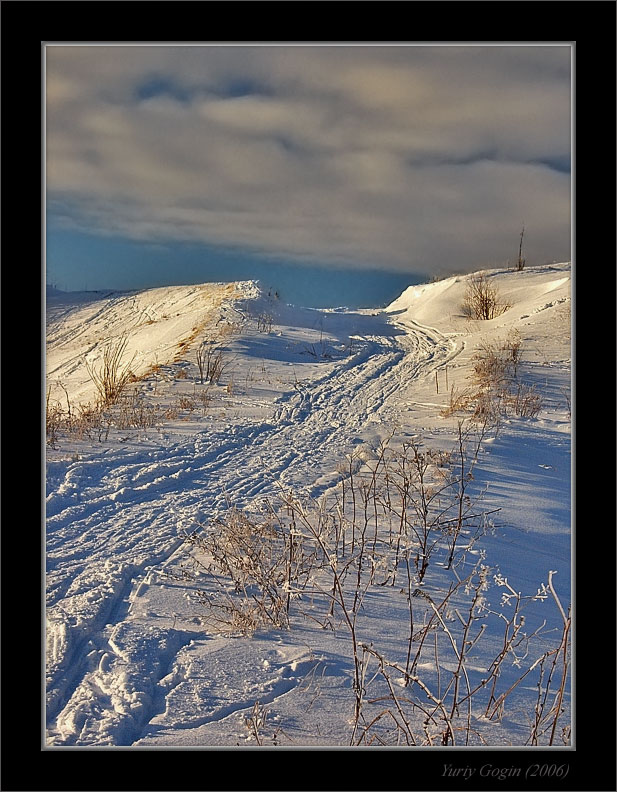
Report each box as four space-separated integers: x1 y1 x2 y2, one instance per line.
45 263 571 747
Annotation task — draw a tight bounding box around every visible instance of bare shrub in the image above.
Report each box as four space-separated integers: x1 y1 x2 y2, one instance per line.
442 383 502 424
180 506 321 636
196 387 212 414
46 389 64 447
257 313 274 333
354 567 570 746
182 430 497 633
472 330 523 389
46 384 110 444
471 341 510 389
446 331 540 421
176 395 195 413
244 700 270 745
462 273 511 320
73 401 109 441
164 404 180 420
527 572 571 745
500 328 522 376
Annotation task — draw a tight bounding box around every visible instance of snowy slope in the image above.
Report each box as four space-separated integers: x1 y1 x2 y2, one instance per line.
45 264 571 747
46 281 260 406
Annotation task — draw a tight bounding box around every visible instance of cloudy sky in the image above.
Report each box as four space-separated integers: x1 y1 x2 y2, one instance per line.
45 44 571 306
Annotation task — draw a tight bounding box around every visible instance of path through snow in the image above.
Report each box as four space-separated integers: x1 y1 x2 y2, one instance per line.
46 296 461 745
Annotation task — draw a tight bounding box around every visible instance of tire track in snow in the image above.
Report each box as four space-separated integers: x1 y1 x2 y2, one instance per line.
49 625 199 746
46 315 457 745
136 645 319 743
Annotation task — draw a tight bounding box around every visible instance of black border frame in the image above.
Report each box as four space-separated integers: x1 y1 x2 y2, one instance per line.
2 2 615 790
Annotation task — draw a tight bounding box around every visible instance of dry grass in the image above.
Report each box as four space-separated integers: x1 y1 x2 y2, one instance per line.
443 330 540 422
504 383 542 418
85 336 135 408
196 342 226 384
441 386 478 418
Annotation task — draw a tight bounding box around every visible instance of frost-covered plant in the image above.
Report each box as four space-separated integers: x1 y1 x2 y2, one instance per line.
355 562 493 745
527 571 571 745
114 387 162 429
196 386 212 414
176 394 195 413
444 331 541 422
46 388 64 447
45 385 112 444
180 432 569 746
441 385 477 418
471 330 521 390
501 328 522 375
244 700 270 745
352 567 570 747
182 431 498 634
180 504 322 636
256 313 274 333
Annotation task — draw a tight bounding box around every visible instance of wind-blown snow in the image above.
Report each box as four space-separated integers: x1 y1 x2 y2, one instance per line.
45 264 571 747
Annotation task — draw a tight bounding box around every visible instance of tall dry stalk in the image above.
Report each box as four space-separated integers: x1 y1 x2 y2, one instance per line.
86 336 135 407
196 341 226 384
516 225 526 271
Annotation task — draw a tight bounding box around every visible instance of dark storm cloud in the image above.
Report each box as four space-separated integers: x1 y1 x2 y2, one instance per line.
46 44 571 275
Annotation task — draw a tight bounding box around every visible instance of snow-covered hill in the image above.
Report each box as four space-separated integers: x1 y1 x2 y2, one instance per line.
45 263 571 747
46 280 261 406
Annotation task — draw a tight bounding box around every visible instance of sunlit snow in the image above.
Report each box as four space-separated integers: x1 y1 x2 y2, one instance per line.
45 263 571 747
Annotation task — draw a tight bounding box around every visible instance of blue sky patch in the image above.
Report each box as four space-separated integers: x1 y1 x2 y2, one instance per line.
136 75 193 103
